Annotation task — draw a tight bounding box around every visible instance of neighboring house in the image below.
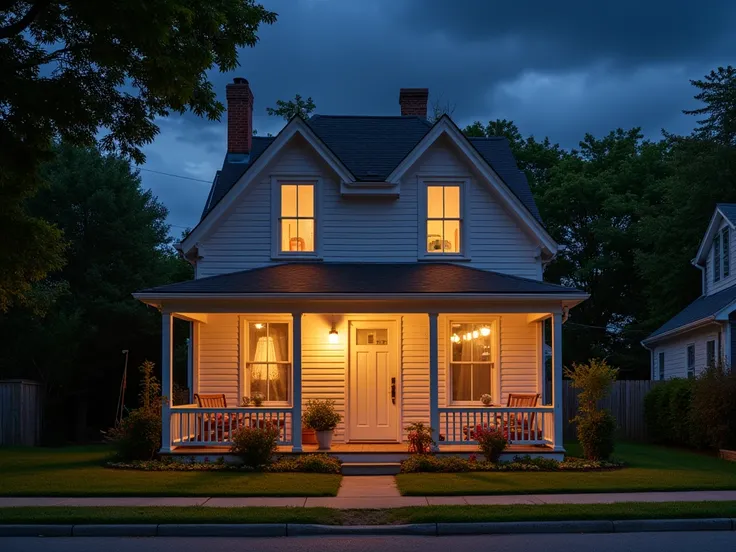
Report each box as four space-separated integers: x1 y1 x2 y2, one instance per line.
642 204 736 380
134 79 588 462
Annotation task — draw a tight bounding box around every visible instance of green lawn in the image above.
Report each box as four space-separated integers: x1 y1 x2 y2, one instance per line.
396 443 736 496
2 502 736 525
0 446 341 497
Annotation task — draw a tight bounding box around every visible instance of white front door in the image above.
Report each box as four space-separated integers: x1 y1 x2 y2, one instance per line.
348 320 399 442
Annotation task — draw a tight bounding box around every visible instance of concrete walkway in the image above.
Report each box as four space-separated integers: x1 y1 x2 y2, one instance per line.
3 489 736 510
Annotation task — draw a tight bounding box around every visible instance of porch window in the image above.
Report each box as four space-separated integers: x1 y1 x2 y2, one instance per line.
449 322 492 402
280 183 314 252
687 344 695 379
246 322 291 403
427 184 461 254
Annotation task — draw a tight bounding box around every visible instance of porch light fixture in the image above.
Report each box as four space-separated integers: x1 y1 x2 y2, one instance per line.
328 316 339 344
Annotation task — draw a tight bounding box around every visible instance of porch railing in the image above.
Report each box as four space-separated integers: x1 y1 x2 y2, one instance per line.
438 407 554 446
170 406 293 446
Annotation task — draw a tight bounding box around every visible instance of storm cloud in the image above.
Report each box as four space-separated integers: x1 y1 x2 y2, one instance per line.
139 0 736 232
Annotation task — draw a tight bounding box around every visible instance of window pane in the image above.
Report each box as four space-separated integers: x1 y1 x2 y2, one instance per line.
472 364 492 398
451 323 472 362
427 186 443 218
356 328 389 345
268 323 290 362
444 186 460 218
427 220 444 252
282 219 301 251
472 329 491 362
281 185 297 217
297 218 315 252
298 184 314 217
248 323 268 362
451 364 471 401
444 220 460 253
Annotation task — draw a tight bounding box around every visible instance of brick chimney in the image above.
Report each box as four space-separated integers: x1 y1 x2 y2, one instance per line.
399 88 429 118
226 77 254 156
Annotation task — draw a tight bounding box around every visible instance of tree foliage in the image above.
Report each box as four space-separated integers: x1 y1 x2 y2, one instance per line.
266 94 316 120
0 0 276 310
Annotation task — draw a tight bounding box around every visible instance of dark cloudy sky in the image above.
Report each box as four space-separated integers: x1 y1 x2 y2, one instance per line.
139 0 736 234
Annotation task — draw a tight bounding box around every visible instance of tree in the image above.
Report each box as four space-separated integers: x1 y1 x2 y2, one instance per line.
0 0 277 310
266 94 316 120
427 93 456 123
684 66 736 146
0 144 192 441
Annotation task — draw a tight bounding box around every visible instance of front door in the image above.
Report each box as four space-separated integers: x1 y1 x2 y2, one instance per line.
348 320 399 442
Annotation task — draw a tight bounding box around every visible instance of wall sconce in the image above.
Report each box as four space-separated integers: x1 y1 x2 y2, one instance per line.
328 315 339 344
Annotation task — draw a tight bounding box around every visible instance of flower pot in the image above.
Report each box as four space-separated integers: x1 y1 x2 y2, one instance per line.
302 426 318 445
316 430 334 450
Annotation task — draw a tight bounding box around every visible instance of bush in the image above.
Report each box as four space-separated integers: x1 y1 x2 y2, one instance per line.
689 364 736 450
268 454 342 474
303 399 341 432
406 422 435 454
230 425 279 469
106 407 161 461
565 358 619 460
644 378 694 445
474 425 508 462
399 454 623 473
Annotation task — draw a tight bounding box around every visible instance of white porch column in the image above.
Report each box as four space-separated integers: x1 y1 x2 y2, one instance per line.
429 312 440 448
551 311 564 452
291 312 303 452
161 312 173 453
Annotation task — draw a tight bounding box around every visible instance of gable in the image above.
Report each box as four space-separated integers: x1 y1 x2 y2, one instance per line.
695 204 736 266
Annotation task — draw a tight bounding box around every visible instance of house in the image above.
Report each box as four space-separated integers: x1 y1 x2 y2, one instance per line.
134 79 588 463
642 204 736 379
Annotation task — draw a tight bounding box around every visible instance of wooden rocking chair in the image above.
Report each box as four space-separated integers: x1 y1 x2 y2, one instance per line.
194 393 230 442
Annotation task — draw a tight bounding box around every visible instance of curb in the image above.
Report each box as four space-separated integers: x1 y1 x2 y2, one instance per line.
0 519 735 537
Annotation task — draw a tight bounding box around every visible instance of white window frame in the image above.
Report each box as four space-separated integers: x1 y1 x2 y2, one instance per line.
445 316 500 406
240 315 293 407
271 176 322 259
686 344 695 379
418 177 470 260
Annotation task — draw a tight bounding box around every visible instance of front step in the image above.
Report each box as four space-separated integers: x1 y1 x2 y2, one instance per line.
341 462 401 475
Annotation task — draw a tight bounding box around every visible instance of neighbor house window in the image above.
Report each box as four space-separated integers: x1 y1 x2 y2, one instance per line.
427 184 461 254
658 352 665 380
714 232 721 282
246 322 291 403
280 183 314 252
449 322 493 402
707 339 716 367
687 344 695 379
723 227 730 278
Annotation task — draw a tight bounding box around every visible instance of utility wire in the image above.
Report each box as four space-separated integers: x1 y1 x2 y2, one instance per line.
138 167 212 183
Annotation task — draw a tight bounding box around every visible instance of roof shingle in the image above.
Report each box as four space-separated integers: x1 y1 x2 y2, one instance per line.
646 285 736 340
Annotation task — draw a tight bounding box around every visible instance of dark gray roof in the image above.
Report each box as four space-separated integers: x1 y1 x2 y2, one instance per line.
200 116 542 224
718 203 736 226
646 285 736 340
138 263 584 296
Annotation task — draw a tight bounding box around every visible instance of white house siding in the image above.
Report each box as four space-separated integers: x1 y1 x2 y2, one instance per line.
651 323 724 380
195 135 543 280
705 219 736 296
195 312 542 443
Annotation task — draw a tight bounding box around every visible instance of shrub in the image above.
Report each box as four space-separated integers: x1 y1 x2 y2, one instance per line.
406 422 435 454
399 454 623 473
689 364 736 450
474 425 508 462
303 399 341 432
644 378 694 445
565 358 618 460
400 454 471 473
268 454 342 474
230 425 279 469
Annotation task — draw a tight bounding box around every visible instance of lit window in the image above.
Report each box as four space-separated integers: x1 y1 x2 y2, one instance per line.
687 345 695 379
450 322 492 402
247 322 291 403
280 184 314 252
427 185 461 254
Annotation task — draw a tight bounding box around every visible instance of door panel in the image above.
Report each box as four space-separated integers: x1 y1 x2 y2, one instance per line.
349 321 398 442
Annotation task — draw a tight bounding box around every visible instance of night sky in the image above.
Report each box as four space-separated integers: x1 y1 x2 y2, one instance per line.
139 0 736 234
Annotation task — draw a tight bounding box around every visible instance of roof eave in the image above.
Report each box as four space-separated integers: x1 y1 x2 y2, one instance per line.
641 316 717 347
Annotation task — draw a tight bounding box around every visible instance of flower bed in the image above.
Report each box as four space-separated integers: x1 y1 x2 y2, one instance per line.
107 453 342 474
399 454 624 473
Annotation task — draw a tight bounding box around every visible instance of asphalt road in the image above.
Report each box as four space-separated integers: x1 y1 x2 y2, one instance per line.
3 532 736 552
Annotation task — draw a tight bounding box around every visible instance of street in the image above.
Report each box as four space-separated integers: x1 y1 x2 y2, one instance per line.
3 532 736 552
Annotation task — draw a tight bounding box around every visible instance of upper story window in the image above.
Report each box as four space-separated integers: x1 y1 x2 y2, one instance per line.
723 227 730 278
714 233 721 282
280 183 314 253
426 184 462 254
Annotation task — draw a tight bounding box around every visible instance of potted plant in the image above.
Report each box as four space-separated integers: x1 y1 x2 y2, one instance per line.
251 392 264 407
303 399 341 450
480 393 493 406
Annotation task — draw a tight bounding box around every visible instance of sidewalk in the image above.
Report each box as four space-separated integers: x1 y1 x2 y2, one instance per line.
3 489 736 509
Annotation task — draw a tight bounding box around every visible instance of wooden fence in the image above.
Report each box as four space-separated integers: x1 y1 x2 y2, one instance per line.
546 380 659 442
0 380 43 446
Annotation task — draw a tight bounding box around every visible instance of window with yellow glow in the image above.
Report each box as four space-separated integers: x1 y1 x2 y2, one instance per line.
280 184 314 252
247 322 291 403
427 185 461 253
450 322 492 403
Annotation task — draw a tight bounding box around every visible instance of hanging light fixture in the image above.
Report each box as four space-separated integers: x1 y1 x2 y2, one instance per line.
472 330 479 339
480 326 491 337
451 334 460 343
328 315 339 344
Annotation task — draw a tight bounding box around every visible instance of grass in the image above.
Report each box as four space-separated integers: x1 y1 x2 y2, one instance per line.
0 446 341 497
2 502 736 525
396 442 736 496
